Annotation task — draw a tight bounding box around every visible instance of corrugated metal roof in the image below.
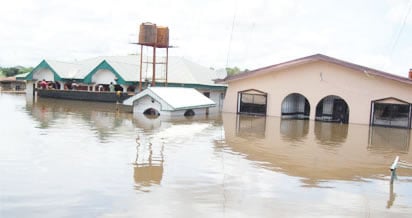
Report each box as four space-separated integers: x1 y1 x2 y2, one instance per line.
38 55 224 87
0 76 17 82
45 60 83 79
123 87 216 110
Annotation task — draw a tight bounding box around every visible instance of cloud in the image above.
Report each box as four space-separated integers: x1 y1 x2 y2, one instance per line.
0 0 411 77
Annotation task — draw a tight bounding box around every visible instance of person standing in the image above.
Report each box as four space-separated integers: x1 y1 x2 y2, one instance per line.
40 79 47 89
109 82 115 92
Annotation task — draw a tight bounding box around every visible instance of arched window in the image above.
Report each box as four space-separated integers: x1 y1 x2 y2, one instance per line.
143 108 160 117
281 93 310 119
184 109 195 116
316 95 349 123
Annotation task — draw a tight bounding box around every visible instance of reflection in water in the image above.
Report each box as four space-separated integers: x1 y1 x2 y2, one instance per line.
387 184 396 209
133 137 164 192
235 115 266 138
132 114 162 130
3 95 412 217
368 126 410 153
314 121 348 146
224 114 412 187
28 98 130 140
280 119 309 142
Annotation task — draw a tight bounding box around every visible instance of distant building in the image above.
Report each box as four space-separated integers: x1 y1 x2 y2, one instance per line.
23 55 227 113
220 54 412 128
0 76 26 92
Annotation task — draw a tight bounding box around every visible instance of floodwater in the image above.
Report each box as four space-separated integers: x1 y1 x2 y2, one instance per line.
1 94 412 218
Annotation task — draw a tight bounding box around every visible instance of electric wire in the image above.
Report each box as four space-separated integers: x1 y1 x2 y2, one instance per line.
226 0 238 68
388 0 412 58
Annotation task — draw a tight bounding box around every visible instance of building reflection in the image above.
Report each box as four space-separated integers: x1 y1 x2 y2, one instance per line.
28 98 121 126
368 126 410 153
29 103 55 128
387 184 396 209
235 115 266 138
133 138 164 192
132 114 162 130
221 113 412 187
26 98 137 140
314 122 348 146
280 119 309 142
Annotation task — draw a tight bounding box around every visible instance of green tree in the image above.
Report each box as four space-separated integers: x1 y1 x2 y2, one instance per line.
226 67 241 76
225 67 248 76
0 66 33 77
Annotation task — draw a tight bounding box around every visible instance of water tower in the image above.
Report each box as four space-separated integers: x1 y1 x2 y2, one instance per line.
137 22 171 91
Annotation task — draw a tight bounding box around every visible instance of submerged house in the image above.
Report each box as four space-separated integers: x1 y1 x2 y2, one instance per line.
123 87 216 117
0 76 26 91
220 54 412 128
23 55 226 112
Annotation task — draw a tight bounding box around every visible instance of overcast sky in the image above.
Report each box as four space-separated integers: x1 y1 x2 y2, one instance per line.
1 0 411 77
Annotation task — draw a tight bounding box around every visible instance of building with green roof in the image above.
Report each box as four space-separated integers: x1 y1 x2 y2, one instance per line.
24 55 226 112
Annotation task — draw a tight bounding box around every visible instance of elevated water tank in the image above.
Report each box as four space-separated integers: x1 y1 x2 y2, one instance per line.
156 26 169 48
139 22 157 46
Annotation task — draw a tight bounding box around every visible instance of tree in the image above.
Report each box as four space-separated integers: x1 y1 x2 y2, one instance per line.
0 66 33 77
226 67 241 76
225 67 248 76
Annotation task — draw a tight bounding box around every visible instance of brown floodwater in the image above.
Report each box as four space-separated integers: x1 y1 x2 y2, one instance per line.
1 94 412 217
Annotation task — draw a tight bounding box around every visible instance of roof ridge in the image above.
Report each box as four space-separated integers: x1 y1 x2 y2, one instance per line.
223 53 412 85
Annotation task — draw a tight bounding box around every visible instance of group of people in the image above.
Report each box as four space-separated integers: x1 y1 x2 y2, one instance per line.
97 82 116 92
39 79 60 90
39 79 119 92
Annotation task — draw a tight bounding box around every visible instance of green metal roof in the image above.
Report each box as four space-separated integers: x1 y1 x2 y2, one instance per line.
22 56 227 89
25 60 62 81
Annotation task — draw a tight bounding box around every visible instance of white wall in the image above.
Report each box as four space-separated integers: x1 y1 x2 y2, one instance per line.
209 91 224 114
133 94 212 118
33 69 54 81
133 95 162 114
196 89 225 114
26 81 34 98
92 69 117 84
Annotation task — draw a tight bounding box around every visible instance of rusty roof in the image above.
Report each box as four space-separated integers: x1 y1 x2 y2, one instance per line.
221 54 412 85
0 76 18 82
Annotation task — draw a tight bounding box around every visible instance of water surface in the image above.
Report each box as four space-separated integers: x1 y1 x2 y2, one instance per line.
1 94 412 217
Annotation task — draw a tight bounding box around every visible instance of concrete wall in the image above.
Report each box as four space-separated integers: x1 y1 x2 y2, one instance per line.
223 61 412 125
33 69 54 81
26 81 33 96
133 95 163 114
197 89 225 114
37 89 129 103
209 91 224 114
92 69 117 84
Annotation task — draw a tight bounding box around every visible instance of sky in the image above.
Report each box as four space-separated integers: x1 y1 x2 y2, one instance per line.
1 0 411 77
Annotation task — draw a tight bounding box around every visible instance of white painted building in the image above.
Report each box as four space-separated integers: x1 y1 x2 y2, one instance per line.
23 55 226 109
123 87 216 117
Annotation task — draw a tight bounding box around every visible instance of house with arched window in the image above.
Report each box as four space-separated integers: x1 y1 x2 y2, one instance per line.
220 54 412 128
